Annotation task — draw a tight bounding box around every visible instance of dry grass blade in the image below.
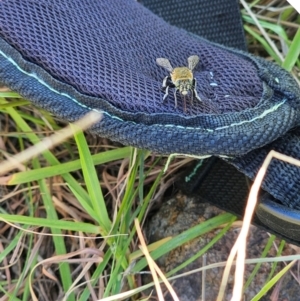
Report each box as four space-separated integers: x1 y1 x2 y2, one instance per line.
0 111 102 176
135 218 180 301
217 150 300 301
29 248 104 301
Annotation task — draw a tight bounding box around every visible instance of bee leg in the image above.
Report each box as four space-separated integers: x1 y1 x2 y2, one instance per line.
161 76 172 103
162 76 170 89
174 90 178 108
193 79 202 102
194 89 201 102
190 93 193 106
183 96 187 112
162 85 169 102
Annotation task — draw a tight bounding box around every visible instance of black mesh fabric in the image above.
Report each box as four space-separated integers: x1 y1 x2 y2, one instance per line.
1 0 299 157
1 0 300 239
0 0 260 116
141 0 247 51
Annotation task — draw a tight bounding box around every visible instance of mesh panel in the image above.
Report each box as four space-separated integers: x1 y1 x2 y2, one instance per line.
0 0 263 116
141 0 247 50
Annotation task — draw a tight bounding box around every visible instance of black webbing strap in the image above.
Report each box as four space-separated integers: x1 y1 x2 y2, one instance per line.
179 157 300 244
178 158 275 234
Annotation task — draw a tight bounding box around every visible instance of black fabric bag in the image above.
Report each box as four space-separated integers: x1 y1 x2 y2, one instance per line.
1 0 300 243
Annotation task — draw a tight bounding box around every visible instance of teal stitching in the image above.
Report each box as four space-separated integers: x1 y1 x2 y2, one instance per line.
0 49 287 132
214 100 285 131
164 153 231 173
0 50 125 119
185 160 204 182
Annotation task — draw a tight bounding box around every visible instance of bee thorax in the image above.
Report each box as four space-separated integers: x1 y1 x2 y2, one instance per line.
171 67 193 82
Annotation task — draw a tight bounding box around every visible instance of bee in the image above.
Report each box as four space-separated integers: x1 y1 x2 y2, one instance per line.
156 55 201 111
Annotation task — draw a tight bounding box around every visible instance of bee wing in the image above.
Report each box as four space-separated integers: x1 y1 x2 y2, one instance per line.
156 58 173 72
187 55 200 71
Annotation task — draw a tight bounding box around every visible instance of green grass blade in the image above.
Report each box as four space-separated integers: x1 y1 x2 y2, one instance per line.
111 148 139 233
34 159 75 301
17 231 35 301
138 151 147 203
102 150 142 296
242 15 289 41
0 214 100 233
1 100 93 204
265 239 286 283
73 127 112 232
0 91 23 98
0 287 22 301
282 27 300 71
250 260 296 301
67 182 100 222
166 216 236 277
244 25 281 63
132 213 235 272
8 147 132 185
136 157 164 223
0 229 25 264
243 235 276 291
0 99 30 107
78 250 113 301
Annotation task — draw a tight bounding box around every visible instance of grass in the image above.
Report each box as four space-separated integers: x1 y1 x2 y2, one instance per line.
0 0 300 300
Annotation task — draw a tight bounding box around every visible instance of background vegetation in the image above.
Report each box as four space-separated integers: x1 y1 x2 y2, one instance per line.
0 0 299 300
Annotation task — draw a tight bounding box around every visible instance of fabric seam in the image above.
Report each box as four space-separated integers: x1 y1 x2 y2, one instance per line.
0 48 287 132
